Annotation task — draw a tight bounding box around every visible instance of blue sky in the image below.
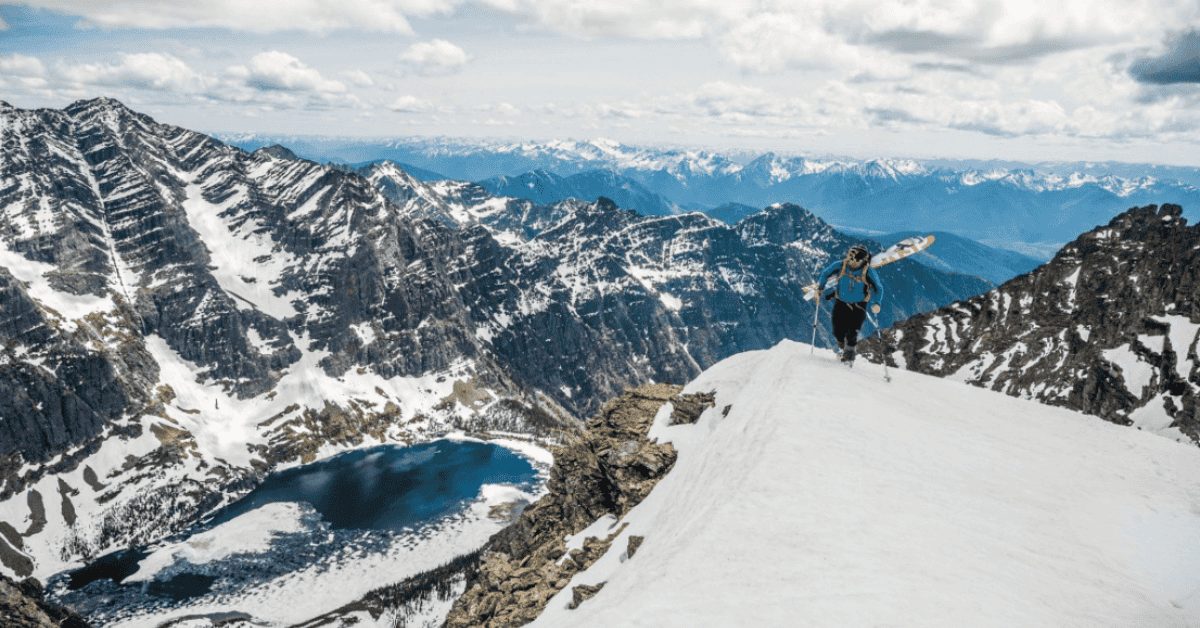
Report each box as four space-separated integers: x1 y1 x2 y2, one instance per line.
2 1 1199 165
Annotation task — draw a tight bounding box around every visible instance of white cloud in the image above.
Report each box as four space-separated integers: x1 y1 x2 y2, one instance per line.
34 50 360 111
478 0 739 39
0 54 47 77
476 101 520 115
17 0 459 34
0 15 8 30
398 39 469 75
344 69 376 87
486 0 1200 73
389 95 434 112
0 54 50 95
5 0 1197 155
227 51 346 94
717 12 905 76
58 52 210 92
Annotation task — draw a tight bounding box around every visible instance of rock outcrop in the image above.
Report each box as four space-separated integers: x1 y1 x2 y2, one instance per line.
0 575 89 627
444 385 713 627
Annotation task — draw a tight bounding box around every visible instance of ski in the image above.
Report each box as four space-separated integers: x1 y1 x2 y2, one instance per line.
869 235 935 268
803 235 935 301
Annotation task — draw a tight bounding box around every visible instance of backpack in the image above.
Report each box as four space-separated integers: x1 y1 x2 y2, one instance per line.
835 257 874 302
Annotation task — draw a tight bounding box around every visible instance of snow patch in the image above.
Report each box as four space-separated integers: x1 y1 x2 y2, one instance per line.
180 183 300 320
1102 344 1156 397
128 502 308 583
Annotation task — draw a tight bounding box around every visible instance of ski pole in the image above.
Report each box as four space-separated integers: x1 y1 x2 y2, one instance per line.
865 312 891 382
809 289 821 354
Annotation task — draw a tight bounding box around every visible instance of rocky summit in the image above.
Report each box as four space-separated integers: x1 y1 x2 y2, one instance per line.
0 98 986 581
864 204 1200 443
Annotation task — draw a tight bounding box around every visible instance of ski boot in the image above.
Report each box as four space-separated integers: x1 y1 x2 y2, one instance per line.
842 345 856 366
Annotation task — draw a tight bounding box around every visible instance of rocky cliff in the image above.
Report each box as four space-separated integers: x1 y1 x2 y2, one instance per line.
442 384 712 627
863 204 1199 443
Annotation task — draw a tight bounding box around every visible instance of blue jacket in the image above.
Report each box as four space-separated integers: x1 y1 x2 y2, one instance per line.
817 260 884 305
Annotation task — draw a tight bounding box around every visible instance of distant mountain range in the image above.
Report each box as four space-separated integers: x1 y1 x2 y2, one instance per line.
224 135 1200 248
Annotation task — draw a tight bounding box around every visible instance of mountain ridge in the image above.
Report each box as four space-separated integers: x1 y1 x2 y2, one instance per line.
864 203 1200 443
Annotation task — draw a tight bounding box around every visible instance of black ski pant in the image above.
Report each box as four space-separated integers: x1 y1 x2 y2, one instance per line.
831 298 867 349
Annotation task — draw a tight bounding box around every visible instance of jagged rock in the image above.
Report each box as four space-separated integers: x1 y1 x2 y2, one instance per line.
669 391 716 425
445 384 680 627
625 535 644 558
863 204 1200 442
568 582 605 610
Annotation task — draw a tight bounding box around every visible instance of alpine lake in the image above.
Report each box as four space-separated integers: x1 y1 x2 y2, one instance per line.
49 439 544 625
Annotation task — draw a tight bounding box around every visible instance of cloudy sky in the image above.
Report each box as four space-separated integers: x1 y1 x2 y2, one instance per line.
2 1 1199 164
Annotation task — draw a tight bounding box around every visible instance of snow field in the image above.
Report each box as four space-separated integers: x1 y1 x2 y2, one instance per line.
534 340 1200 627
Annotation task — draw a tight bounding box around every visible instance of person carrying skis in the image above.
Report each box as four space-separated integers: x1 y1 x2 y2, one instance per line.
815 244 885 364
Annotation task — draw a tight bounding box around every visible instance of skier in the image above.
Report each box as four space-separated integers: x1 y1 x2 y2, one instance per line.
815 244 885 364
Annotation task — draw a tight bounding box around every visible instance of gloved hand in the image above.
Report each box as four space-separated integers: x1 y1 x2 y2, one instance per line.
871 303 881 314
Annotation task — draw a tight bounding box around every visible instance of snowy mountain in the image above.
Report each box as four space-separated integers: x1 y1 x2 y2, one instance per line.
866 204 1200 443
0 97 573 585
0 99 987 587
438 341 1200 627
225 136 1200 246
476 169 677 217
225 135 746 183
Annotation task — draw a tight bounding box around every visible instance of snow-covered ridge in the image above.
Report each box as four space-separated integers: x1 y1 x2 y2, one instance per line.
224 134 1199 194
531 341 1200 626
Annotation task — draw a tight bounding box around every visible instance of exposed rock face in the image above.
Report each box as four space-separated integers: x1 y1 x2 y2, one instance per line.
0 575 89 627
0 269 138 463
863 204 1200 442
669 391 715 425
445 384 685 627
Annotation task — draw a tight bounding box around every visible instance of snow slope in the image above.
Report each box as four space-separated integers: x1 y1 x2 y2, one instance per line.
533 340 1200 627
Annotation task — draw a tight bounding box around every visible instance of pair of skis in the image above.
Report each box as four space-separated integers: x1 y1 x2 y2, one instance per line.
807 235 935 382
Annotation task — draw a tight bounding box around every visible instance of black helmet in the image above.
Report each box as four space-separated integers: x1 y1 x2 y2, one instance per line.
847 244 870 263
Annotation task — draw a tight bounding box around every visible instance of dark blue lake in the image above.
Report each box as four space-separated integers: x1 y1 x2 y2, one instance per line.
207 439 539 532
59 439 541 604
